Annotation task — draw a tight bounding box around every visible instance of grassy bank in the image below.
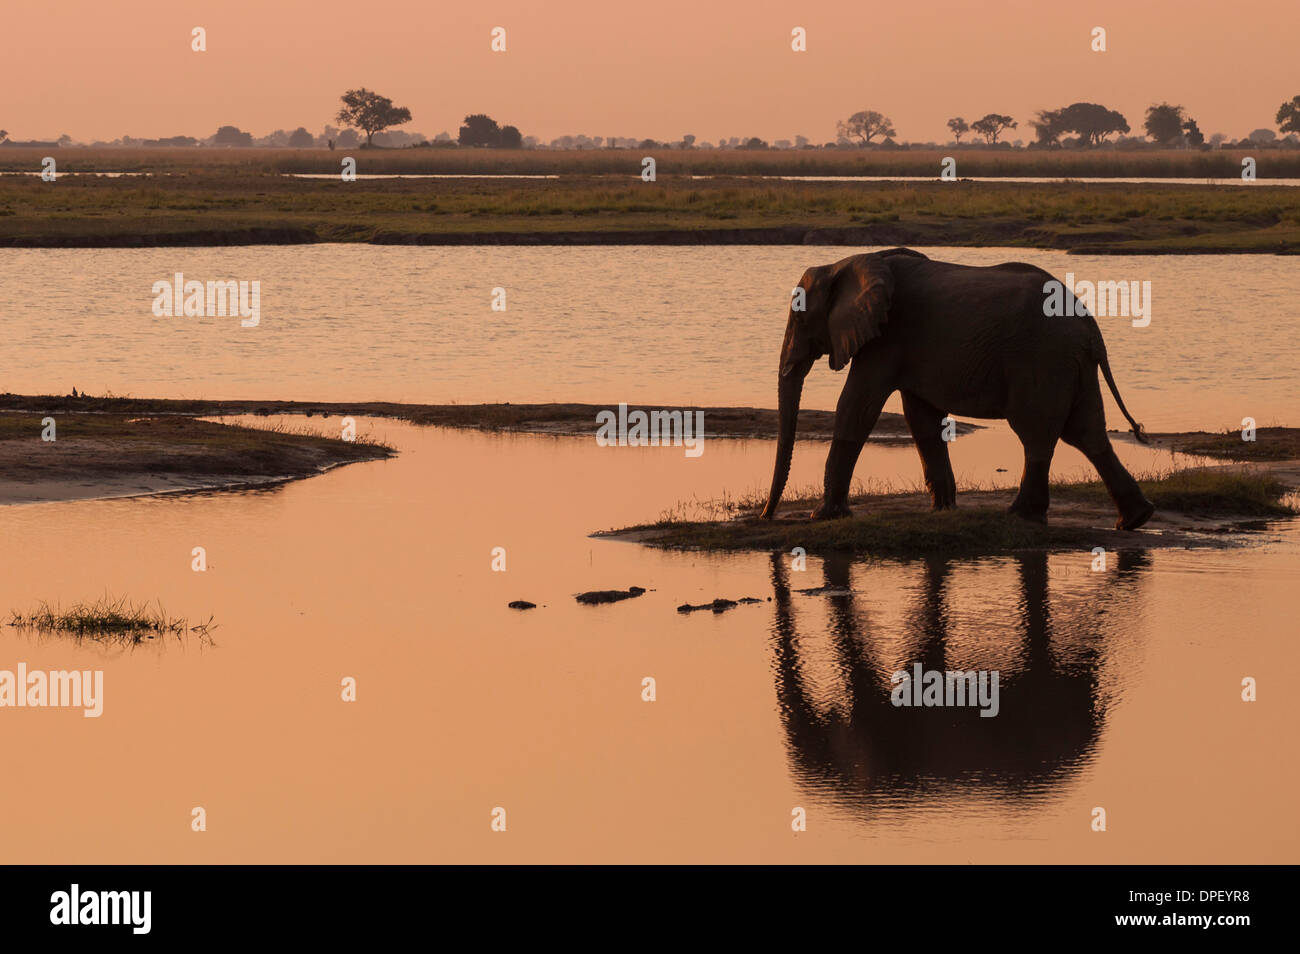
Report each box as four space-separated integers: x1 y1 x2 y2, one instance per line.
1149 427 1300 461
0 163 1296 252
3 146 1300 178
610 467 1296 556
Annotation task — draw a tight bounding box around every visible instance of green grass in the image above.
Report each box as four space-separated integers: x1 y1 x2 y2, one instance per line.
7 597 214 642
1052 466 1294 516
632 508 1106 556
1154 426 1300 461
4 146 1300 178
622 466 1296 554
1 165 1297 251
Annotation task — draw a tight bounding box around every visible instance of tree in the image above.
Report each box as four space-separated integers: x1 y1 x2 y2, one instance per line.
1029 108 1065 145
335 88 412 146
1277 96 1300 135
947 117 969 143
1144 103 1186 145
1058 103 1129 146
681 134 696 148
1182 118 1205 147
1248 128 1277 144
212 125 253 146
459 114 501 147
971 113 1016 144
836 110 896 145
500 125 523 148
288 127 315 148
0 130 8 142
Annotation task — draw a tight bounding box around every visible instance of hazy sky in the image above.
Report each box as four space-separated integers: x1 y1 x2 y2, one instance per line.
4 0 1296 143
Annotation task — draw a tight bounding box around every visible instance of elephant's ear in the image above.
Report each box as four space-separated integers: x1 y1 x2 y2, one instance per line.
827 255 895 371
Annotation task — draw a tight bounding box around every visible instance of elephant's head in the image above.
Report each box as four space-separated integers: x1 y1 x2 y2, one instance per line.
760 252 900 519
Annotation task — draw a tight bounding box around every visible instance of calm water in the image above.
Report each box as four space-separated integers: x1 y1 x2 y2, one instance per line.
0 420 1295 862
0 245 1296 862
0 246 1296 430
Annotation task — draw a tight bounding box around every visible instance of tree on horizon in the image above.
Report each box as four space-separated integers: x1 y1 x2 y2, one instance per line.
1278 95 1300 135
837 110 896 145
335 88 412 146
971 113 1016 144
1144 103 1187 145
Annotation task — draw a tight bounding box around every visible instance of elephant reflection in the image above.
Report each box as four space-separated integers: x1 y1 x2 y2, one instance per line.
768 548 1150 812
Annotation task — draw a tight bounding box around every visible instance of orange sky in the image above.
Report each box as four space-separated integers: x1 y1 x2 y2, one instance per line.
4 0 1296 144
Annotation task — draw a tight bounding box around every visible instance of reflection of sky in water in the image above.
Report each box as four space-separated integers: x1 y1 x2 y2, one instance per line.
1 421 1295 862
1 246 1295 431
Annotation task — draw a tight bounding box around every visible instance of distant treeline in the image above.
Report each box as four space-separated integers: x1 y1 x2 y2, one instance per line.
5 92 1298 153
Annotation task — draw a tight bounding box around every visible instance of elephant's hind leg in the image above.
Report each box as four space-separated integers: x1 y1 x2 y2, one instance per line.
901 392 957 510
1061 403 1155 531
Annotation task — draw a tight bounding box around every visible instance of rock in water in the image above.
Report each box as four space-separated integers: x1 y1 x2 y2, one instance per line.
575 586 647 605
508 600 537 610
676 597 763 614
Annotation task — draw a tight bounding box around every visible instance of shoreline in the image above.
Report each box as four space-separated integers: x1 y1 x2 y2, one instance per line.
0 411 392 507
0 396 961 443
2 396 1296 515
2 224 1297 254
3 395 1294 453
599 463 1300 556
2 166 1297 254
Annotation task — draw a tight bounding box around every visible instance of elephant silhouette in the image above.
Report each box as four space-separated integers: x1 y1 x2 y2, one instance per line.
767 547 1151 815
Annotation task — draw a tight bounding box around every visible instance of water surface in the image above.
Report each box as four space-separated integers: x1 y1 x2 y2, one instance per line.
0 244 1295 862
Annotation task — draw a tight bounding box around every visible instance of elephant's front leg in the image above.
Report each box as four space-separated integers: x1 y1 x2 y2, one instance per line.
813 350 898 520
901 391 957 510
1007 421 1057 524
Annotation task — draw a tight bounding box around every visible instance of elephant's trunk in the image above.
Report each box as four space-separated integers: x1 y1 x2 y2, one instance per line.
761 361 812 519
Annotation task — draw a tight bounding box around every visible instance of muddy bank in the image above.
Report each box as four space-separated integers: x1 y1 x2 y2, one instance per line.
7 396 1298 456
0 412 392 506
0 395 974 443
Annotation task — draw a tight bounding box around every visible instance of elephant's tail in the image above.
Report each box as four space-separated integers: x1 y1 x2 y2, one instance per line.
1094 332 1148 444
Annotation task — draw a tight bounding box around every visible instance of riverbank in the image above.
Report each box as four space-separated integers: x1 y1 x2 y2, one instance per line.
0 394 974 442
0 412 393 506
5 395 1294 454
601 465 1299 556
1 168 1296 253
4 146 1300 178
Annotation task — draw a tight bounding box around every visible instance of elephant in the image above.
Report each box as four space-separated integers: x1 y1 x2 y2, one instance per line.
760 248 1155 530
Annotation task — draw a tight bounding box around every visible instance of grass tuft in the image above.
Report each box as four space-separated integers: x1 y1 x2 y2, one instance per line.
7 597 215 643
